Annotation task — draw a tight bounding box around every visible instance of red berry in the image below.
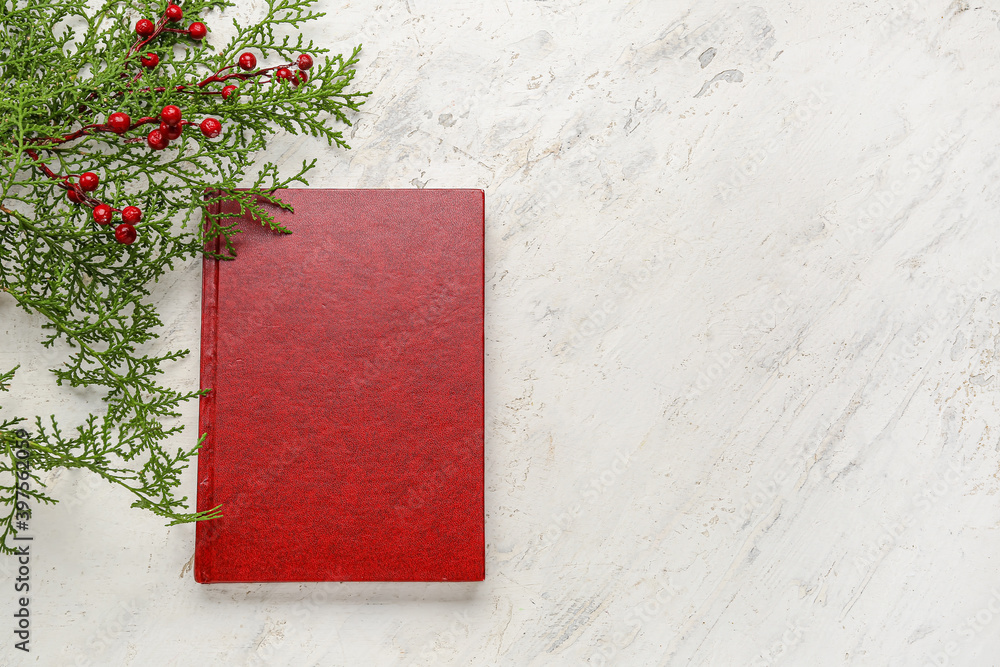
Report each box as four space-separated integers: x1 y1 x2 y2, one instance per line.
165 4 183 21
67 188 83 204
160 104 182 126
140 52 159 69
296 54 313 70
200 118 222 138
297 71 308 85
93 204 113 226
160 122 183 140
79 172 99 191
136 19 155 37
238 52 256 71
147 128 168 150
275 67 292 82
188 22 207 39
221 85 238 100
121 206 142 224
108 112 131 134
115 223 137 245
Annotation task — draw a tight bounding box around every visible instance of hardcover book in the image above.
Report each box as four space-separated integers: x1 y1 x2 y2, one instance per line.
194 189 485 582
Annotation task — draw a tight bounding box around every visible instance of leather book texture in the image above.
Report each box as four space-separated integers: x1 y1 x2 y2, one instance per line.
195 189 485 583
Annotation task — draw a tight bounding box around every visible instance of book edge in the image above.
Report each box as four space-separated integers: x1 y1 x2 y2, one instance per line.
478 188 486 582
194 194 222 584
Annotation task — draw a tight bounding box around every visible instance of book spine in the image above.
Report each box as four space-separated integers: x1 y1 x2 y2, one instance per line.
477 188 486 581
194 196 222 584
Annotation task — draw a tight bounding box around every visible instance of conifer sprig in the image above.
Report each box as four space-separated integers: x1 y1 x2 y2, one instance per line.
0 0 368 554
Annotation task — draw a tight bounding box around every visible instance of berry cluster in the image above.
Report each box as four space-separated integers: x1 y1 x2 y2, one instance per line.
24 2 315 247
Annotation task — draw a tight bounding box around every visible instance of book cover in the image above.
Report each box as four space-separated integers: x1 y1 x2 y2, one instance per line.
194 189 485 582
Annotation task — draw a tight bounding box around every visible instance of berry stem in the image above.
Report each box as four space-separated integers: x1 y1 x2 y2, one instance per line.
88 62 298 103
127 14 171 59
24 150 112 211
28 117 162 151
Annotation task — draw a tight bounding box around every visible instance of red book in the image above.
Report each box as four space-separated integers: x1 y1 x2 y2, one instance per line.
194 189 485 582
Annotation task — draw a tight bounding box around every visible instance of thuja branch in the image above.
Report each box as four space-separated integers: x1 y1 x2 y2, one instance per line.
0 0 369 554
22 7 318 242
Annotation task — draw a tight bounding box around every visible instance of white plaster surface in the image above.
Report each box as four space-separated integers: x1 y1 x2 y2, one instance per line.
3 0 1000 665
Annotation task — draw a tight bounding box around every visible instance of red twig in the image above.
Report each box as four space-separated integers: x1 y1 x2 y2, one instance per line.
197 62 293 87
126 14 171 60
24 117 196 211
28 117 161 149
25 150 109 211
83 60 294 106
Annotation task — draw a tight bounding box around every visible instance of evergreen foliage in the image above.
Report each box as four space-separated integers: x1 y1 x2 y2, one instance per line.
0 0 367 553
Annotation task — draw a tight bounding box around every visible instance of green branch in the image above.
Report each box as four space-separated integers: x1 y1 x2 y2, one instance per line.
0 0 367 554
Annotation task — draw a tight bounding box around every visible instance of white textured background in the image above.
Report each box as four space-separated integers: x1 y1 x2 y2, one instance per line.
3 0 1000 665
